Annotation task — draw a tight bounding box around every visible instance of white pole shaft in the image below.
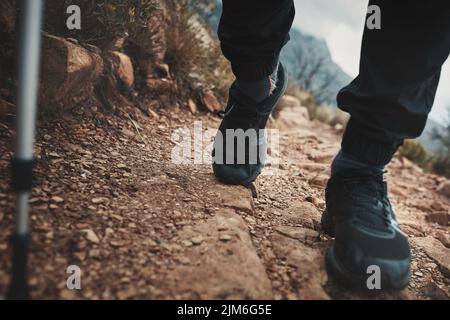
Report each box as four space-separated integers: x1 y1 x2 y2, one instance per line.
16 0 43 160
14 0 44 235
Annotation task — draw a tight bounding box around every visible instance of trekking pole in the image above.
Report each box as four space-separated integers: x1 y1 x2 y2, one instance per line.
7 0 44 300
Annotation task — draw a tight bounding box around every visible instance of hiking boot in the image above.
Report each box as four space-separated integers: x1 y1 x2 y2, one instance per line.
322 169 411 290
212 62 288 186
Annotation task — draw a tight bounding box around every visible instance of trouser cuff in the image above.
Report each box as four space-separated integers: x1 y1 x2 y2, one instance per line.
226 52 280 81
341 119 403 166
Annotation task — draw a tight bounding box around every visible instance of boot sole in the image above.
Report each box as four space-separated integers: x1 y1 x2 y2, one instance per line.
326 244 411 291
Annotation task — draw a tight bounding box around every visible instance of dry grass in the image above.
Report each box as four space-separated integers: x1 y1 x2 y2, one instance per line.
165 0 233 103
286 83 349 127
399 139 430 168
45 0 159 46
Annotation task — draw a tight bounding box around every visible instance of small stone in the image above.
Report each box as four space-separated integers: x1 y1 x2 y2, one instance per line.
82 229 100 244
191 236 204 245
430 201 446 211
178 256 191 265
74 251 86 261
89 249 101 258
49 152 60 158
117 163 127 169
424 262 437 269
105 228 114 236
92 197 108 204
200 90 222 112
51 196 64 203
182 240 193 247
414 271 424 277
60 290 76 300
187 99 198 114
116 287 137 300
219 234 232 242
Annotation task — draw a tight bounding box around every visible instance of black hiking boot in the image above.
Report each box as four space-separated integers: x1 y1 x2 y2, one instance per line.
322 169 411 290
212 62 288 186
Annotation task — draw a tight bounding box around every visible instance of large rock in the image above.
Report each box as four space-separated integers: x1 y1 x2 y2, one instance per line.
437 181 450 198
220 186 254 214
414 236 450 277
40 33 103 107
425 211 449 226
436 231 450 248
160 209 272 299
274 95 310 127
281 201 322 230
274 225 320 246
108 51 134 88
271 232 330 300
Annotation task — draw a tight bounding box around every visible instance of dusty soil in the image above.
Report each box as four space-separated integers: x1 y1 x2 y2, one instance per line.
0 100 449 300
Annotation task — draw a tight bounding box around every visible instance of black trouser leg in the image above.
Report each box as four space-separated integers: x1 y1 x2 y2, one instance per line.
338 0 450 166
218 0 295 81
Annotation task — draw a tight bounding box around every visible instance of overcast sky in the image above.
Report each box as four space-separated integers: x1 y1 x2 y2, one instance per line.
292 0 450 124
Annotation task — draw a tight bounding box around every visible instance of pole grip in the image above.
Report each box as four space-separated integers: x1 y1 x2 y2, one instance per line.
11 158 34 192
7 234 31 300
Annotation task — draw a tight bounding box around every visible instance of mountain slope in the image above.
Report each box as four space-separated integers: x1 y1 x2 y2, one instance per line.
280 28 352 105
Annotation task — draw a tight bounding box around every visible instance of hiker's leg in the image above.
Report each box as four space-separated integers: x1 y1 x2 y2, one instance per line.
337 0 450 166
212 0 294 185
218 0 295 81
325 0 450 289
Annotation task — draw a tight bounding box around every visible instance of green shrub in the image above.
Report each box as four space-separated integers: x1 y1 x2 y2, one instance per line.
399 139 430 168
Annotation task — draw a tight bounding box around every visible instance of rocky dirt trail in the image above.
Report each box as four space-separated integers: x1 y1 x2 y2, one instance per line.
0 98 449 300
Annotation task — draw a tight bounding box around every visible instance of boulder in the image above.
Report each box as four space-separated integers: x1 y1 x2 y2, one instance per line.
425 211 449 226
160 209 272 299
108 51 135 88
437 181 450 198
271 232 330 300
40 33 103 107
273 225 320 245
274 95 310 127
436 231 450 248
414 236 450 277
281 201 322 230
220 186 254 214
